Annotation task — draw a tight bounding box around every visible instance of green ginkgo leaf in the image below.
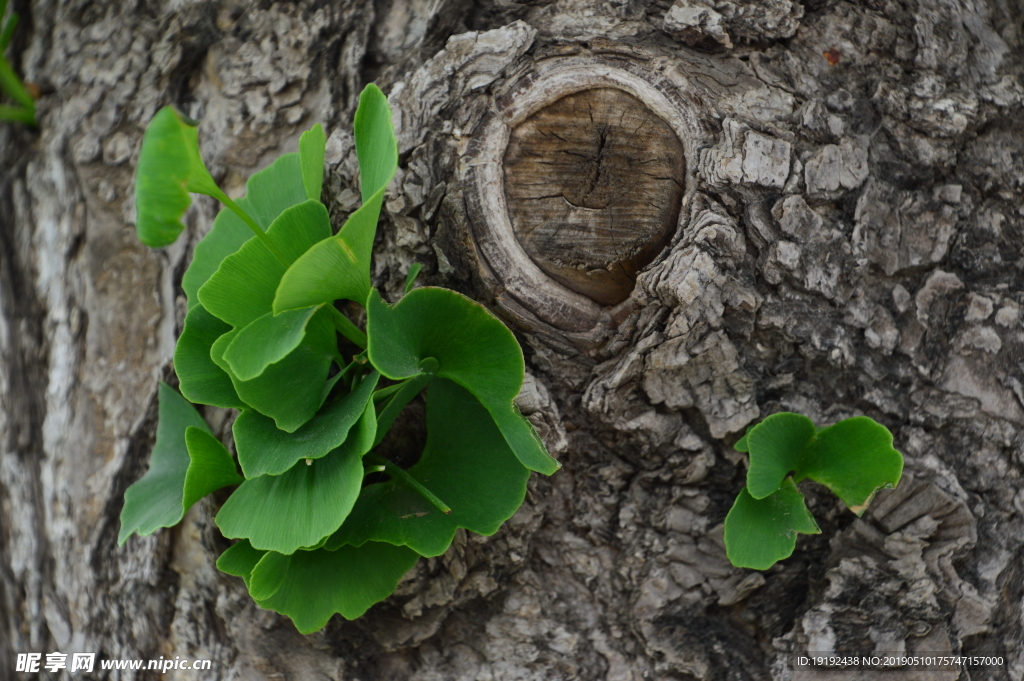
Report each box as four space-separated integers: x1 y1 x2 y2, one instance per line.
745 413 816 500
366 287 559 475
198 199 332 329
249 551 291 600
224 306 323 381
327 379 530 557
216 404 376 554
724 480 821 570
182 427 244 509
181 153 308 309
744 413 903 512
299 123 326 201
119 384 209 543
174 303 244 409
804 417 903 514
135 106 224 248
217 539 264 589
250 542 419 633
273 84 398 313
209 314 336 433
233 371 379 478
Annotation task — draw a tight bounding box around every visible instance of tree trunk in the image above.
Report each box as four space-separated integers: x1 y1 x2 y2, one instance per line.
3 0 1023 679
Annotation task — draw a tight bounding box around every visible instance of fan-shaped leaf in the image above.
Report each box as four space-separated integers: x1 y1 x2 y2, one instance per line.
233 371 379 478
216 405 376 554
807 417 903 514
365 287 558 475
182 427 243 509
209 313 335 432
745 413 816 500
182 153 308 309
198 199 332 328
299 123 326 201
273 85 398 313
119 384 211 544
135 107 222 248
724 480 821 570
251 542 419 633
742 413 903 512
354 84 398 203
174 303 244 409
249 551 290 600
224 306 323 381
216 539 264 589
327 379 530 557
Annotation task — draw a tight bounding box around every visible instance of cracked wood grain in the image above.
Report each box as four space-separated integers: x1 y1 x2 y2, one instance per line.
504 88 685 306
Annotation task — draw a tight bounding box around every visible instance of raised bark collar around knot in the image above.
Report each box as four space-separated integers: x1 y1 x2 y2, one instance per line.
462 54 706 340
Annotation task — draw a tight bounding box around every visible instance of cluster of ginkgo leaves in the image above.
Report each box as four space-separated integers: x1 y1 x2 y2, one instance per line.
723 412 903 570
118 84 560 634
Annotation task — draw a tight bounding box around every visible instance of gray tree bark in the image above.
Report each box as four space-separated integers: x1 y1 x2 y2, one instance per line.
2 0 1023 679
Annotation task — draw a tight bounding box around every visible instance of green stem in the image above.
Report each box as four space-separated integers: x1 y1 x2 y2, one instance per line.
371 382 404 402
328 307 367 348
216 194 290 267
364 453 451 515
0 103 34 125
0 11 19 53
373 373 432 447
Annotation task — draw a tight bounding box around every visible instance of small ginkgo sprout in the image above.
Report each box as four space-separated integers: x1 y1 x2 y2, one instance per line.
723 412 903 570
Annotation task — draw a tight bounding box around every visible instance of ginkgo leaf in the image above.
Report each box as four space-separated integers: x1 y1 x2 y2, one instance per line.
327 379 530 557
224 306 322 381
181 153 308 309
273 85 398 313
233 371 379 478
745 413 816 500
198 199 332 328
724 480 821 570
365 287 559 475
119 384 210 543
216 539 264 589
209 313 336 433
173 303 244 409
743 413 903 511
216 404 376 554
251 542 419 633
804 417 903 514
353 83 398 203
135 107 222 248
249 551 290 600
299 123 326 201
182 427 243 509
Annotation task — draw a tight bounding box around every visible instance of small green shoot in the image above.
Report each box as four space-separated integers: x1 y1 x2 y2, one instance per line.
0 0 36 126
724 412 903 570
120 83 558 633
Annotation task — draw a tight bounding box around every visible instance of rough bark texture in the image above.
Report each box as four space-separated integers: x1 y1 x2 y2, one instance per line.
2 0 1024 680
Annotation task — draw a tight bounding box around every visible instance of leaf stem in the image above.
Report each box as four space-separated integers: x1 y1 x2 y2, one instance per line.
216 194 290 267
373 374 431 447
364 453 451 515
328 307 367 348
0 103 34 125
1 11 19 53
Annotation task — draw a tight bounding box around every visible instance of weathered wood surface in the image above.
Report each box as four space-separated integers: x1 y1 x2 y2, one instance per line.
505 87 684 306
2 0 1024 680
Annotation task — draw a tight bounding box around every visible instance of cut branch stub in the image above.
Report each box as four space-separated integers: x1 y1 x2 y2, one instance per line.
504 88 685 307
461 51 707 340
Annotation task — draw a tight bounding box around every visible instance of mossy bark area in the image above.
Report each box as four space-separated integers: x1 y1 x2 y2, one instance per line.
2 1 1024 680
